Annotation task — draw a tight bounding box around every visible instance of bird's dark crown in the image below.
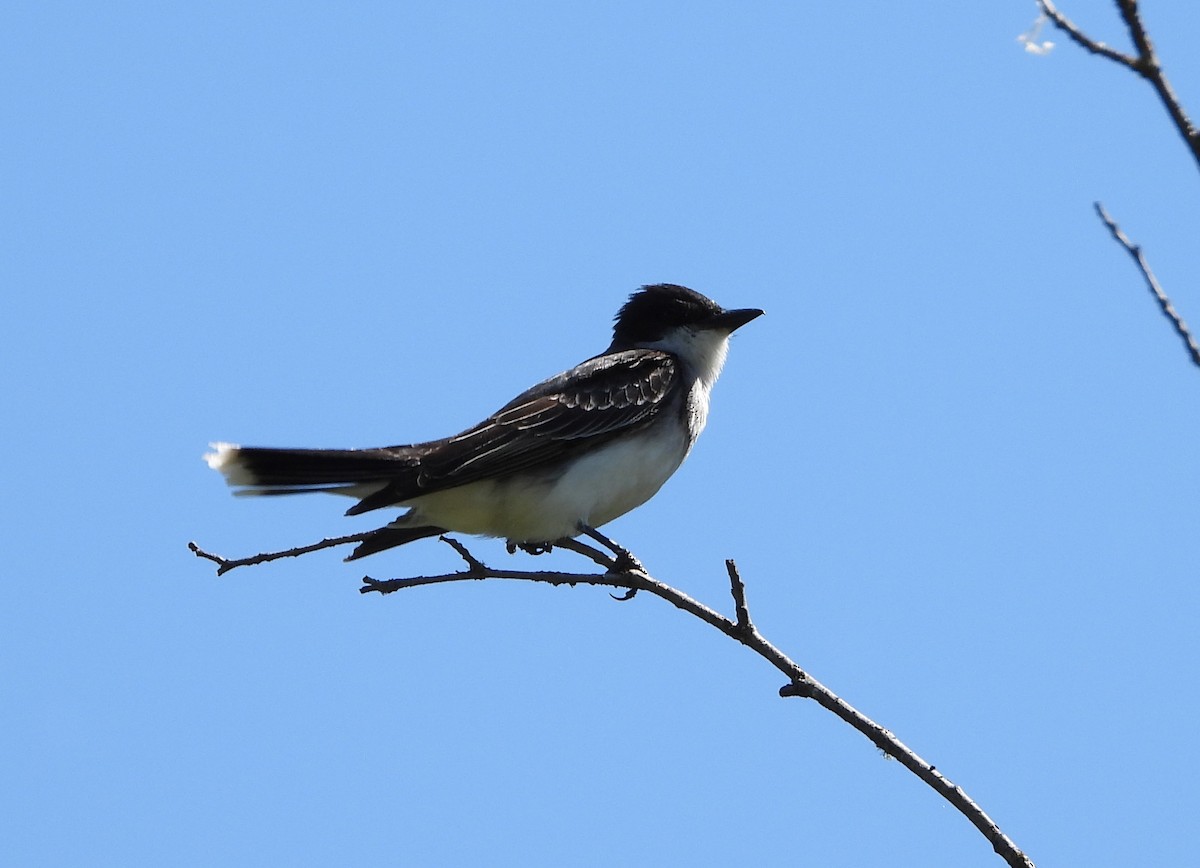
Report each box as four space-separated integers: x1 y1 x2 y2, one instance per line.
611 284 724 346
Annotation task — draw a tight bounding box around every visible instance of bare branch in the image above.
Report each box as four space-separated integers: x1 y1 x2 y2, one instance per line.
356 541 1035 868
1033 2 1199 372
726 558 753 634
1038 0 1200 171
1036 0 1136 66
189 528 1033 864
439 535 489 572
577 523 647 574
360 565 626 596
1094 203 1200 367
547 536 620 570
188 532 372 575
1115 0 1199 166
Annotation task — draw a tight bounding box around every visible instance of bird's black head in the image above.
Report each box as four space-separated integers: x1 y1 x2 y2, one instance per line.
610 284 762 348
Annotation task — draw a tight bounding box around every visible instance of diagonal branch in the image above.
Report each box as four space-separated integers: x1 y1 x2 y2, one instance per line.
188 532 373 575
1033 1 1199 371
189 530 1033 865
1114 0 1198 166
1038 0 1200 172
357 543 1035 868
1036 0 1136 67
1094 202 1200 367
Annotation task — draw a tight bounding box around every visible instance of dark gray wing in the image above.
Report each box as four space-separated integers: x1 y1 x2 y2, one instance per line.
346 348 678 514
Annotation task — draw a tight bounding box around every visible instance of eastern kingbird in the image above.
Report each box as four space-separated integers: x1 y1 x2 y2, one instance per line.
206 284 762 561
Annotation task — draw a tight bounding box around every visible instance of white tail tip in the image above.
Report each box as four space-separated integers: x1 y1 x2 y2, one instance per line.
204 442 255 485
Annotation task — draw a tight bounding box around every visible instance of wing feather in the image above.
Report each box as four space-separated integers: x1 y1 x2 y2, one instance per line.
346 349 678 514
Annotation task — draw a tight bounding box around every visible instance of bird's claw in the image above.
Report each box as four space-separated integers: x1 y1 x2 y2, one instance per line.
611 551 645 574
509 541 555 556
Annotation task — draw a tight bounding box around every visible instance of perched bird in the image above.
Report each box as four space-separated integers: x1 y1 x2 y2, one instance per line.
206 283 762 561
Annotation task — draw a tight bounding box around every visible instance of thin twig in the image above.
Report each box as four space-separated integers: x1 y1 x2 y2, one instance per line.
1038 0 1200 171
577 523 648 574
1034 2 1199 372
189 529 1033 864
361 566 629 596
726 559 753 634
358 545 1034 868
1094 202 1200 367
1037 0 1136 66
188 533 372 575
439 535 488 572
1115 0 1199 165
547 537 618 570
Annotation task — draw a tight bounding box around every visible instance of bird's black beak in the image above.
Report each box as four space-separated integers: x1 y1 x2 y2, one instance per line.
711 307 765 333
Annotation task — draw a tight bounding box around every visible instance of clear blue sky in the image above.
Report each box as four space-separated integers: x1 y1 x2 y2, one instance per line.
4 2 1199 866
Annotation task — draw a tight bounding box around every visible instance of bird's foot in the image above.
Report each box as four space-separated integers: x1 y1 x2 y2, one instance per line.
575 524 646 575
507 540 555 556
611 549 645 574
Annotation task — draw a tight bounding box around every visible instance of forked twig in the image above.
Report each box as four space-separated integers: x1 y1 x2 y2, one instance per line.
187 532 374 576
1034 1 1199 370
189 531 1033 866
1038 0 1200 169
358 541 1032 868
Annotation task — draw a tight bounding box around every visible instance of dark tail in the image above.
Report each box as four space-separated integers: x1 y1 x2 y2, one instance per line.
346 524 446 561
206 443 445 555
205 442 424 491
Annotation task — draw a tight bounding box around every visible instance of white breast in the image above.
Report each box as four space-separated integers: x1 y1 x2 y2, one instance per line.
405 420 691 542
403 326 734 543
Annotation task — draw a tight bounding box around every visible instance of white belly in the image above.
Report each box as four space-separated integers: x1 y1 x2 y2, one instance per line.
403 421 693 542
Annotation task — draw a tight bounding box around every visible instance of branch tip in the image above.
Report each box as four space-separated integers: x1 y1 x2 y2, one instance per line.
1039 0 1200 169
188 532 374 575
725 559 753 632
780 680 816 699
439 535 487 572
1093 202 1200 368
197 532 1034 865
